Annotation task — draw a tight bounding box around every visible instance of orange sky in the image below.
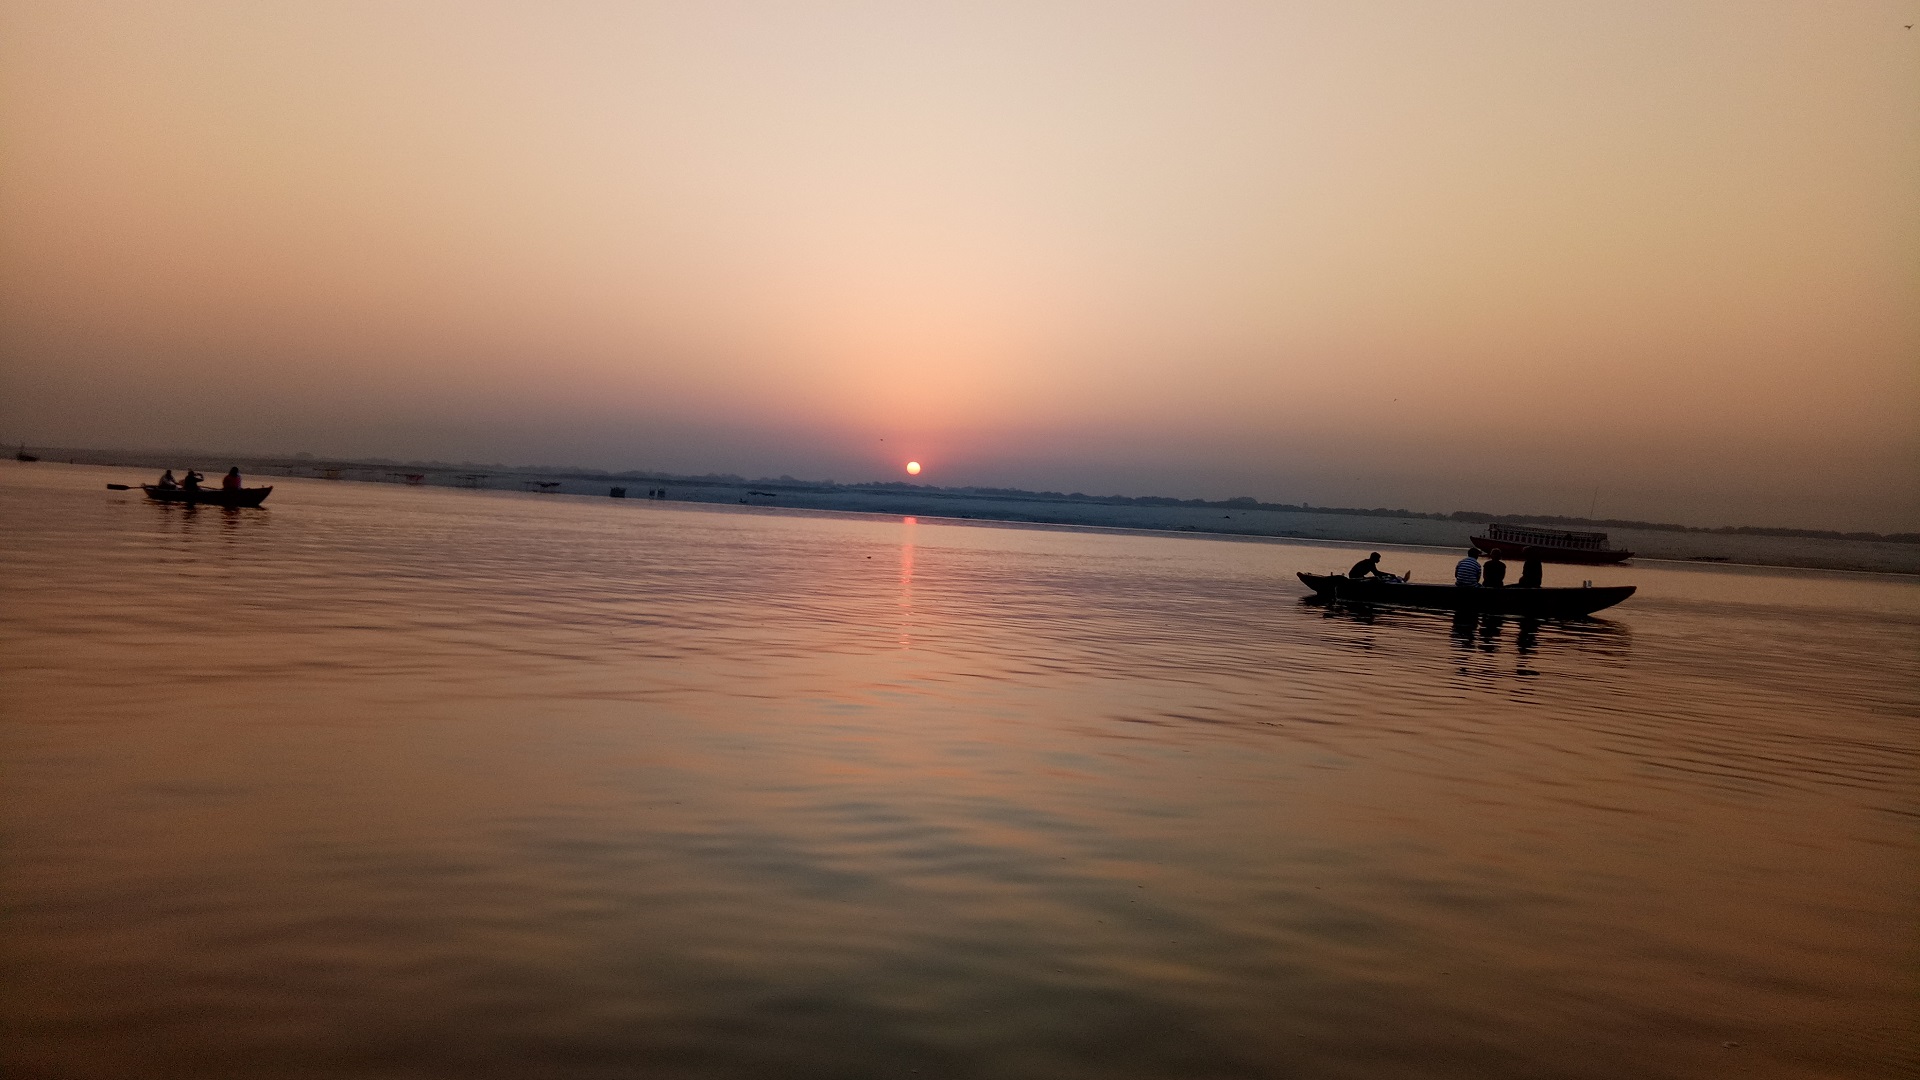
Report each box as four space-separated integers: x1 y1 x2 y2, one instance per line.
2 1 1916 529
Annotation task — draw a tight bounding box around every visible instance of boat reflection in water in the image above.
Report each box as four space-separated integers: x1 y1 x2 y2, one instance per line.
146 494 275 546
1304 594 1630 682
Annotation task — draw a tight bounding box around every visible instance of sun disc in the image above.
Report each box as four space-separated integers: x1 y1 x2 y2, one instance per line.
906 461 921 476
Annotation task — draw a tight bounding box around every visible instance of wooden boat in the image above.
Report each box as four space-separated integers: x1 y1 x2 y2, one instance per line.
1298 572 1633 616
142 484 272 508
1469 522 1633 564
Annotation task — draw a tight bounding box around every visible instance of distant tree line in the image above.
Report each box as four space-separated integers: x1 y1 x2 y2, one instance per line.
1442 509 1919 544
825 483 1917 544
141 448 1920 546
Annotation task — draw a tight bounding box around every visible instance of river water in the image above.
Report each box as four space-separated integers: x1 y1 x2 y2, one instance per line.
2 463 1914 1079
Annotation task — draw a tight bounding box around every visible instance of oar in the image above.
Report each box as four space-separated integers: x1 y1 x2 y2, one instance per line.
106 483 133 490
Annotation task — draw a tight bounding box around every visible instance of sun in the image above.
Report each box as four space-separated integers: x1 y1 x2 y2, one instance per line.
905 461 921 476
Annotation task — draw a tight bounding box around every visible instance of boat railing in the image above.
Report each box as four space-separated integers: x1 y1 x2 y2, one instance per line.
1488 524 1609 550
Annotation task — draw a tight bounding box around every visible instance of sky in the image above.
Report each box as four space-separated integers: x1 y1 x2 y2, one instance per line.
2 1 1916 530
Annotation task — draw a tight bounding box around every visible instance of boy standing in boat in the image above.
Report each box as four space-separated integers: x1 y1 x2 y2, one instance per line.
1454 549 1482 587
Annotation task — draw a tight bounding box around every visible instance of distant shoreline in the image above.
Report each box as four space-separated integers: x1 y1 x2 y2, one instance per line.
23 448 1920 576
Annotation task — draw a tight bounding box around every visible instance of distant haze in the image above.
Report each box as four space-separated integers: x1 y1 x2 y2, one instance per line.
3 2 1915 530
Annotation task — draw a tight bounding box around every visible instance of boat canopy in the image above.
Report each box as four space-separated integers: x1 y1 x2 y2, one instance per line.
1484 523 1611 550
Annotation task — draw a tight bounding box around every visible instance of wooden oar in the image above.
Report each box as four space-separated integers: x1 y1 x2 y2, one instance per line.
106 483 133 490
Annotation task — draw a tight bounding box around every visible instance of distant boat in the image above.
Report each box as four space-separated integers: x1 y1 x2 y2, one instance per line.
1298 572 1634 617
1470 523 1633 565
142 484 272 508
15 444 37 462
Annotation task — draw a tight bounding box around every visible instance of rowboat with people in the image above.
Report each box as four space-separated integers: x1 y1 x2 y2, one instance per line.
1297 572 1634 617
110 465 272 507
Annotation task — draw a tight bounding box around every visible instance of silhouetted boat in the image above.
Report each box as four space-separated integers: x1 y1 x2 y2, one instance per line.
15 445 37 462
1297 572 1633 616
142 484 272 508
1469 522 1633 564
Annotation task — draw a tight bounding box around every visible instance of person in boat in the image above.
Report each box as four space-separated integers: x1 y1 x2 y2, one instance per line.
1454 549 1482 587
222 467 242 491
156 469 178 489
180 470 204 491
1516 548 1544 589
1348 552 1392 579
1483 550 1508 588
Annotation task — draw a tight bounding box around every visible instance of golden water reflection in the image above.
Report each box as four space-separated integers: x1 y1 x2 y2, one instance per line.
901 515 915 650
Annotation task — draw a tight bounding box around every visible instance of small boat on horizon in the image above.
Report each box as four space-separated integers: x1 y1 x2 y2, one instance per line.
142 484 273 508
15 444 38 462
1470 522 1633 565
1297 572 1634 617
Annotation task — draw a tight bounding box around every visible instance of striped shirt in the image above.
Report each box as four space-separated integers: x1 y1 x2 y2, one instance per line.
1454 556 1482 586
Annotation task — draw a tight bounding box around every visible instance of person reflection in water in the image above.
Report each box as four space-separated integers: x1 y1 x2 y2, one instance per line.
1348 552 1390 579
222 467 243 491
156 469 178 489
1482 550 1508 588
1454 549 1482 587
1516 547 1544 589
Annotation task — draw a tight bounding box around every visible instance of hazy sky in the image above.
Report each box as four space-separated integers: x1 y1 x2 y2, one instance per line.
3 2 1916 529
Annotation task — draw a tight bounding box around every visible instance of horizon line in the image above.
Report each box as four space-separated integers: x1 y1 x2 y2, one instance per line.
18 442 1919 547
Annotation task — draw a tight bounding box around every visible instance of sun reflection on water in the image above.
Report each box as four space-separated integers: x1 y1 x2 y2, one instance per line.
900 515 916 649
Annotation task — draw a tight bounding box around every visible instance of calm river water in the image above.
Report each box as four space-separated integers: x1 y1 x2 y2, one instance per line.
2 463 1915 1080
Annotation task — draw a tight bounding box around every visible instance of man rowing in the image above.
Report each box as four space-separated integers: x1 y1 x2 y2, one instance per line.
1348 552 1389 578
1347 552 1408 583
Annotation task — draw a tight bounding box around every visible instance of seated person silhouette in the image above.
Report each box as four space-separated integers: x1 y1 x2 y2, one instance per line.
1454 549 1483 587
1516 548 1544 588
1483 551 1508 588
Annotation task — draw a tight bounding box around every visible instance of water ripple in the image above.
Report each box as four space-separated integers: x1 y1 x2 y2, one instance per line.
2 466 1915 1080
